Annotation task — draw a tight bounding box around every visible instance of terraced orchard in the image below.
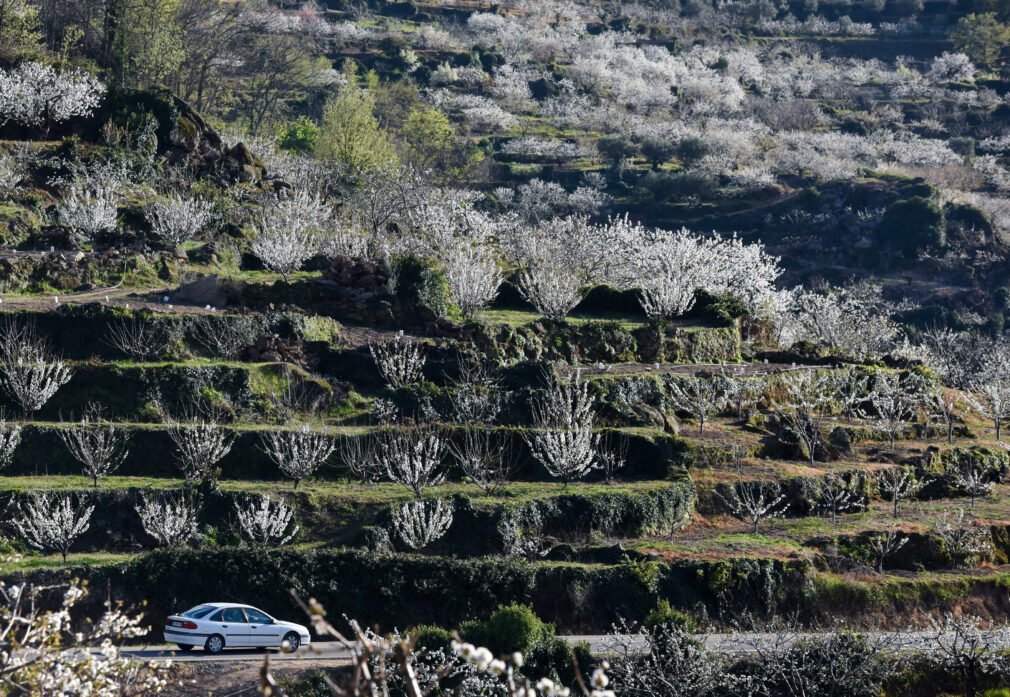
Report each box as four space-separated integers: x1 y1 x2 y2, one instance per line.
0 295 1004 639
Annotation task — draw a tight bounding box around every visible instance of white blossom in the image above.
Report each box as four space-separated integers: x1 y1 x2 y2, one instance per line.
135 491 200 547
370 333 426 388
234 494 298 546
147 193 215 245
0 62 105 132
525 369 598 485
167 416 235 484
260 424 336 488
13 492 94 561
391 498 453 550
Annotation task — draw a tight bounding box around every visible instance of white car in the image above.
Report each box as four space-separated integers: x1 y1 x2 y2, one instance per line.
164 602 312 654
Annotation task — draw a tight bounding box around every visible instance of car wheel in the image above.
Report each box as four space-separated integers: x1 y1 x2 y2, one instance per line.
175 644 194 652
205 635 225 654
283 632 300 652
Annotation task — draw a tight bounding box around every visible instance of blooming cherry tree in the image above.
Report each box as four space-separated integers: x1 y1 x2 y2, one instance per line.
234 494 299 546
167 416 235 484
57 404 130 487
136 492 201 547
147 193 215 245
13 492 94 561
260 423 336 488
0 321 72 414
0 62 105 133
391 498 454 550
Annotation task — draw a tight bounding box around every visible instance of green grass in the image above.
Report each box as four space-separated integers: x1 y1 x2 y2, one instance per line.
3 551 134 573
0 476 682 504
479 308 648 331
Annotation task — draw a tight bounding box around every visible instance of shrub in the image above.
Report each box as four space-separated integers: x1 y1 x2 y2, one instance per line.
645 599 695 633
877 196 946 255
459 603 552 655
410 624 454 652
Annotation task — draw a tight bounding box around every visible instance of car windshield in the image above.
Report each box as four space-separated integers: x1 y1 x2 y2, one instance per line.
180 605 215 619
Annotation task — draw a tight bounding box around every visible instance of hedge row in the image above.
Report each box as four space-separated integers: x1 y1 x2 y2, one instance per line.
13 549 814 636
19 547 1007 635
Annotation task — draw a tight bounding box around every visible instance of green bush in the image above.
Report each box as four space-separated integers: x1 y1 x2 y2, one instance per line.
460 603 552 655
523 636 593 687
394 255 455 320
276 116 319 153
877 196 946 255
645 599 695 633
410 624 454 652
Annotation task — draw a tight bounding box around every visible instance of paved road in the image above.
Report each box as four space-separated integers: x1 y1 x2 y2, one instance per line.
117 631 945 664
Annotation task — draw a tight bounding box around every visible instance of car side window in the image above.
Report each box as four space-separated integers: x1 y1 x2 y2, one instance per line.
245 608 272 623
221 608 247 623
210 610 224 622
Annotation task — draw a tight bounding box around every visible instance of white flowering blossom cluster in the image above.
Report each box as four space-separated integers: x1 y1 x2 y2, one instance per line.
0 62 105 132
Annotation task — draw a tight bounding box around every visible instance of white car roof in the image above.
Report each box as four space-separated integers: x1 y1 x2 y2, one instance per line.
198 602 257 609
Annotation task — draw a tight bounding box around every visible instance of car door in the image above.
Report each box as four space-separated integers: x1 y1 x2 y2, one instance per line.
213 607 251 647
244 607 284 647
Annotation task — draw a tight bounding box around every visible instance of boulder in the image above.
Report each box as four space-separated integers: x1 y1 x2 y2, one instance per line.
173 274 228 308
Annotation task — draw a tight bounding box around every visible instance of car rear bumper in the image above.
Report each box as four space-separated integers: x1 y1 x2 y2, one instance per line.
164 628 211 642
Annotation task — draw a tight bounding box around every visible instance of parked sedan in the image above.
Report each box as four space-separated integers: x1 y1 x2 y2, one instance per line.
164 602 312 654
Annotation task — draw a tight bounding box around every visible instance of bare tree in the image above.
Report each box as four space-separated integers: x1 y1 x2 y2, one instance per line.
668 375 729 434
370 333 426 388
718 481 787 533
933 508 992 569
818 474 863 525
12 492 94 562
924 383 964 445
135 491 200 547
776 370 835 465
167 416 235 484
592 431 628 484
104 316 170 360
391 499 454 550
0 321 72 414
337 434 380 484
448 428 515 494
380 424 447 498
449 353 502 424
867 527 908 573
57 404 130 487
947 459 996 508
877 466 925 517
525 369 598 485
260 424 336 489
234 494 298 546
190 315 264 359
